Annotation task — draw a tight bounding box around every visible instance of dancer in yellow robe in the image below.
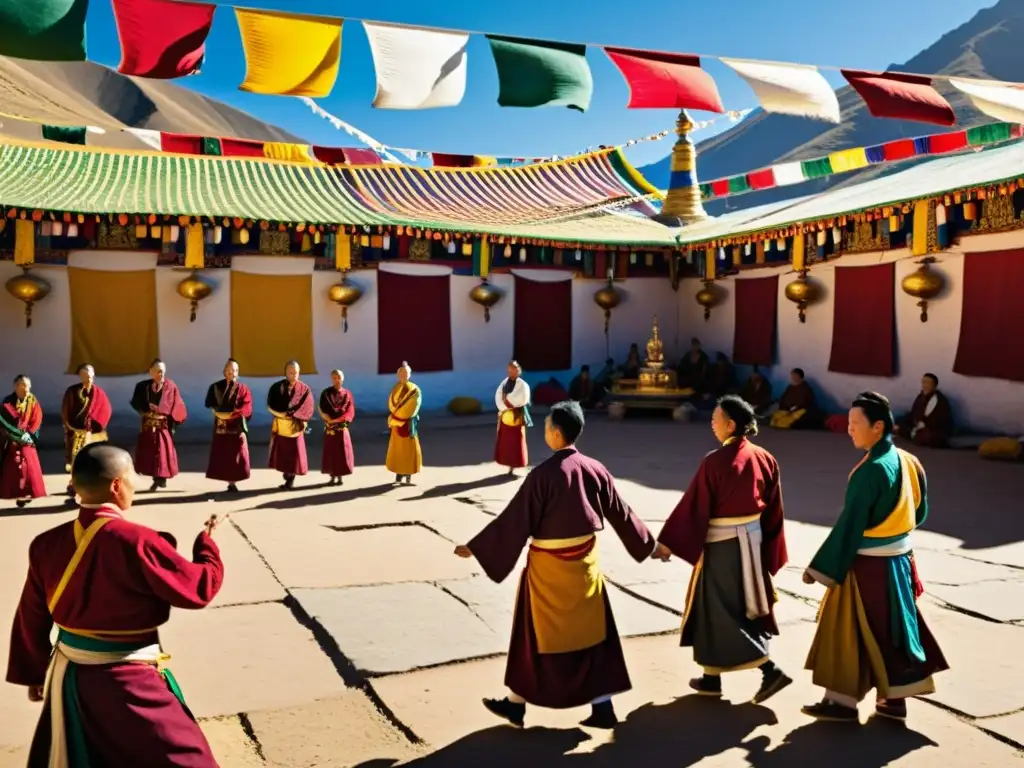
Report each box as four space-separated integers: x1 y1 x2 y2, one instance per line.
386 362 422 485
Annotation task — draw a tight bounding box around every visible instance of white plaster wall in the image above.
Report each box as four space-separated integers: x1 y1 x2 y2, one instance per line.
0 255 680 427
676 233 1024 435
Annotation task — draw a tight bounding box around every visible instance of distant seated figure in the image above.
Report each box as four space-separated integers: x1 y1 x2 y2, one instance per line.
894 373 953 448
569 365 604 410
622 344 642 379
677 338 709 392
740 366 774 417
706 352 735 400
770 368 821 430
595 358 616 390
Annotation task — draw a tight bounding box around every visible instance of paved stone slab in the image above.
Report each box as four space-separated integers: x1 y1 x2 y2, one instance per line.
160 602 346 717
246 692 425 768
912 550 1024 586
0 743 29 767
434 575 519 636
607 585 681 637
978 710 1024 748
293 583 507 675
625 579 686 614
927 581 1024 623
199 716 264 767
955 543 1024 569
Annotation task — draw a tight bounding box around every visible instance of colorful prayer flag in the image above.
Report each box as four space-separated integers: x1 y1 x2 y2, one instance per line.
842 70 955 126
487 36 593 111
221 138 266 157
771 162 805 186
927 131 968 154
966 122 1013 146
827 147 868 173
263 142 316 164
603 49 724 112
949 78 1024 124
720 58 839 122
363 22 468 109
746 168 775 190
112 0 214 79
236 9 343 98
42 125 86 145
0 0 88 61
127 127 163 150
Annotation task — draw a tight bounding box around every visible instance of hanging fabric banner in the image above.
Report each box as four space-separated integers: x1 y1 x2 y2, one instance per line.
950 78 1024 124
487 35 593 112
236 9 343 97
112 0 214 79
720 58 840 122
770 161 805 187
263 142 316 164
42 125 87 145
364 22 468 109
842 70 955 126
827 147 869 173
127 127 163 150
0 0 88 61
603 49 724 112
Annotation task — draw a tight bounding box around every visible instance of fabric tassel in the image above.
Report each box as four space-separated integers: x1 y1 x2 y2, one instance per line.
479 238 490 277
963 201 977 220
169 224 180 242
775 237 785 252
335 234 352 270
382 234 391 250
936 204 949 249
53 221 63 237
301 233 312 252
911 201 929 256
447 240 457 255
360 234 370 247
755 241 766 264
135 224 148 239
519 247 527 262
792 232 805 271
705 250 717 280
504 244 512 258
14 220 35 265
732 246 741 266
184 224 205 269
214 226 223 245
239 229 250 246
67 223 79 238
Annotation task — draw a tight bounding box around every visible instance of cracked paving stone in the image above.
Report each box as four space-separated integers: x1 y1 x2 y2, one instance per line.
912 549 1024 587
976 710 1024 749
200 716 264 767
926 581 1024 623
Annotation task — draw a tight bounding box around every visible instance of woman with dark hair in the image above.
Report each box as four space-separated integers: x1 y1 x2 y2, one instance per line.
653 394 791 703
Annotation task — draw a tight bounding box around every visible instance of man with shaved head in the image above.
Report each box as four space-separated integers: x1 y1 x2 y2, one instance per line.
6 443 224 765
60 363 112 502
267 360 315 490
130 358 187 492
0 375 46 508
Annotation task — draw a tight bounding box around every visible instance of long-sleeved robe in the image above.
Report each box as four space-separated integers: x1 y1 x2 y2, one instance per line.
770 381 820 429
468 447 656 708
319 386 356 478
805 437 948 703
386 382 422 476
0 394 46 500
267 379 315 477
740 377 773 414
494 376 532 469
898 390 953 448
677 349 710 392
131 379 187 480
61 384 112 474
205 379 253 483
658 437 787 673
7 504 223 766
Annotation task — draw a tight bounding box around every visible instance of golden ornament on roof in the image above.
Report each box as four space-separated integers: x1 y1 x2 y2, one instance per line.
900 257 945 322
784 269 821 323
327 273 363 332
176 271 213 323
468 278 503 323
5 268 50 328
695 280 723 321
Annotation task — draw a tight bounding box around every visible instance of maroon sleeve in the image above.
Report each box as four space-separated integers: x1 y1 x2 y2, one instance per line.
467 474 543 583
928 393 953 434
90 387 113 430
340 390 355 422
6 540 54 686
136 530 224 609
601 474 656 562
760 459 789 576
235 384 254 420
657 457 714 566
291 384 316 421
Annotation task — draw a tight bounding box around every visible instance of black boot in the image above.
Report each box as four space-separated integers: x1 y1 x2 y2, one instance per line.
801 699 859 722
280 475 295 490
156 477 167 489
226 483 238 494
875 699 907 721
482 697 525 727
580 700 617 729
394 474 402 485
752 660 792 704
148 479 160 493
688 674 722 697
15 499 30 508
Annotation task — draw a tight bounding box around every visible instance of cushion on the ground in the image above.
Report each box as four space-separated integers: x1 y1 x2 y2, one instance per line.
533 380 570 407
825 414 849 433
948 434 997 450
978 437 1022 461
447 396 482 416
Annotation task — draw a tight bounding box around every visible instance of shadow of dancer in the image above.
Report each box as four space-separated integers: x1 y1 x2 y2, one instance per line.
401 473 518 502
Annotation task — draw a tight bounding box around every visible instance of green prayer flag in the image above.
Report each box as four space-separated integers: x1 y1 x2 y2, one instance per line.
700 183 713 199
42 125 87 145
966 122 1012 147
727 175 750 195
0 0 88 61
487 35 593 112
201 137 223 156
800 157 833 180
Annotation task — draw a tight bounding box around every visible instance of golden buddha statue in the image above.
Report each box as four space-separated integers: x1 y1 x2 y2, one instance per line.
645 315 665 369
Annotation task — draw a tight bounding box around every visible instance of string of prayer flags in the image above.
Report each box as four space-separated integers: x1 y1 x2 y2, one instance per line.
42 125 87 145
827 147 869 173
236 9 343 98
263 142 315 164
949 78 1024 124
487 36 593 111
720 58 840 122
0 0 88 61
364 22 469 109
112 0 214 79
841 70 956 126
604 49 724 112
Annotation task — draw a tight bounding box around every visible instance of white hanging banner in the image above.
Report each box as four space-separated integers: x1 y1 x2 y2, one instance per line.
721 58 841 123
364 22 469 110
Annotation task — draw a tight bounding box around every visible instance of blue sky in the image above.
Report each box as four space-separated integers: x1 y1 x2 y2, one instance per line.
84 0 994 166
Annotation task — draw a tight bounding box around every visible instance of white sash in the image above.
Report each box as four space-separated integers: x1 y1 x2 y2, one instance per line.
706 516 771 619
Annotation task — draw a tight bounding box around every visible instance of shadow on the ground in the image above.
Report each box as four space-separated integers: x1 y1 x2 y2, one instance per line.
240 483 399 511
400 473 517 502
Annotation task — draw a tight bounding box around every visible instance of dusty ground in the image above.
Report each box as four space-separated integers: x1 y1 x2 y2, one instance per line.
1 413 1022 767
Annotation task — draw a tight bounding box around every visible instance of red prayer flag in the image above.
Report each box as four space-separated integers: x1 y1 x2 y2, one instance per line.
112 0 214 79
432 153 474 168
882 139 917 161
604 48 724 112
341 148 382 165
160 133 202 155
220 138 266 157
928 130 969 154
746 168 775 190
842 70 955 126
711 179 730 196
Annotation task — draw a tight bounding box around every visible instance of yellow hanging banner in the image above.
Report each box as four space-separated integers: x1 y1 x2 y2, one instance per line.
335 234 352 271
236 9 343 98
480 238 491 278
184 224 204 269
792 232 805 272
912 201 929 256
14 220 35 266
705 250 716 280
263 142 315 164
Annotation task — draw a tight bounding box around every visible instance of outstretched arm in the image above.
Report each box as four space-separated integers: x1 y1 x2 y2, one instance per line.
602 475 656 563
6 551 53 688
462 475 543 582
137 529 225 609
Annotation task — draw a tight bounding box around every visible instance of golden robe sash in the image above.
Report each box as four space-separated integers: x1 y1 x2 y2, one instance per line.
64 428 108 473
525 535 606 654
271 413 303 438
500 409 525 427
140 412 167 432
770 408 806 429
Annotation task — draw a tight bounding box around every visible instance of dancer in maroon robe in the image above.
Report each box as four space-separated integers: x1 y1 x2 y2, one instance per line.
455 401 656 729
130 359 187 492
7 443 223 767
1 375 47 508
205 358 253 493
267 360 314 490
494 360 531 475
894 373 953 448
61 364 113 501
654 395 791 703
319 369 355 486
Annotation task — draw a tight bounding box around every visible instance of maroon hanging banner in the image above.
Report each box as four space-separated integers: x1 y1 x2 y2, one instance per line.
732 275 778 366
377 269 453 374
953 249 1024 382
828 263 896 377
513 275 572 371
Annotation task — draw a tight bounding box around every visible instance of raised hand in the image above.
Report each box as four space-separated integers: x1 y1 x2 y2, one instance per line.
204 513 228 537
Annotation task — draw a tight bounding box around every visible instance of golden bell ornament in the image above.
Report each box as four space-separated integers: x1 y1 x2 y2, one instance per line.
900 257 945 322
784 269 821 323
5 268 50 328
695 280 723 321
327 273 363 332
176 271 213 323
469 278 504 322
593 277 623 347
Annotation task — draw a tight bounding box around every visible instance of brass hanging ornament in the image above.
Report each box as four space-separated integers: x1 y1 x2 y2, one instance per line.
784 269 821 323
4 268 50 328
593 277 623 356
327 272 363 332
695 280 722 321
900 257 945 322
468 278 503 322
176 271 213 323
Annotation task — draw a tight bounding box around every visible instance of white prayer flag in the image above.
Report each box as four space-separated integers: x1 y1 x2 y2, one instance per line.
771 161 805 186
949 78 1024 124
721 58 840 123
127 127 162 151
363 22 468 109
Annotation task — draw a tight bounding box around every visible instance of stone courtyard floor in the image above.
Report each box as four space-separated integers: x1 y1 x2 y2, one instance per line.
1 416 1022 767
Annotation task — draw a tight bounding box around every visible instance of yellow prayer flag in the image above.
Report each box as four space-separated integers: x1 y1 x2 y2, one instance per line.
473 156 497 167
263 142 315 164
731 246 741 266
14 220 35 266
705 250 716 280
335 234 352 270
755 241 765 264
236 9 343 98
792 233 805 271
912 201 929 256
828 147 869 174
479 238 491 278
184 224 205 269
